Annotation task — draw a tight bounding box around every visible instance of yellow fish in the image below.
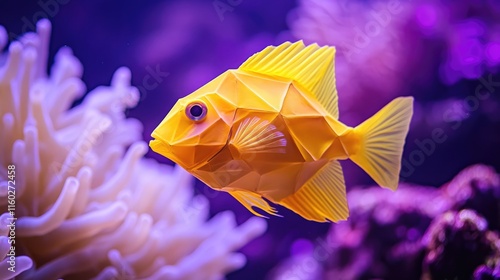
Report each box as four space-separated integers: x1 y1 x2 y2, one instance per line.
150 41 413 222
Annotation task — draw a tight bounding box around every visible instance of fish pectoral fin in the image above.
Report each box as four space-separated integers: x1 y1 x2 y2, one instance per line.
239 41 339 119
229 190 281 218
229 117 286 155
278 161 349 222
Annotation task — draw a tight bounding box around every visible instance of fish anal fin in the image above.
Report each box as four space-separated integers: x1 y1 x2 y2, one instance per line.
239 41 339 119
229 190 281 218
229 117 287 156
278 161 349 222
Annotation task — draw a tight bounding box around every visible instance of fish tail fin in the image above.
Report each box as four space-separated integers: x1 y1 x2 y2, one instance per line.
343 97 414 190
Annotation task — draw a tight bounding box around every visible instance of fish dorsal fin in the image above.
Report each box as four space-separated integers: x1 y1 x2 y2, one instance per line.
239 41 339 119
229 190 281 218
230 117 286 155
278 160 349 222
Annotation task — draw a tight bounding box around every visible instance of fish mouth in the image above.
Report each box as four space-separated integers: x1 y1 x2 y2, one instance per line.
149 111 236 170
150 137 190 169
150 136 221 171
149 137 172 156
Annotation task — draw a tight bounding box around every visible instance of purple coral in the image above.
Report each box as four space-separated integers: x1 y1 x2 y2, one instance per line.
272 165 500 280
422 210 500 280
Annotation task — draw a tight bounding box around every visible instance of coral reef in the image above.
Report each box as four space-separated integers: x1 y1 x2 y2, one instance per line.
422 210 500 280
271 165 500 280
0 20 266 279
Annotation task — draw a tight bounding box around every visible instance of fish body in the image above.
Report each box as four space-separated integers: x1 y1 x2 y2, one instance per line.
150 41 413 222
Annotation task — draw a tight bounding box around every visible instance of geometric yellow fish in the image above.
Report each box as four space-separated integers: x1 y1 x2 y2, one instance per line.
150 41 413 222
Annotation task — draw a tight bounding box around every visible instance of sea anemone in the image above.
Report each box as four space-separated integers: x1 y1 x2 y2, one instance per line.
0 19 266 279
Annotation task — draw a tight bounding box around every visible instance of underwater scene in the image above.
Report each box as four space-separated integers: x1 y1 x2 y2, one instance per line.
0 0 499 279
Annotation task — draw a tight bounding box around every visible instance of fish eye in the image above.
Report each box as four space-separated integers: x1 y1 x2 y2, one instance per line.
185 101 207 122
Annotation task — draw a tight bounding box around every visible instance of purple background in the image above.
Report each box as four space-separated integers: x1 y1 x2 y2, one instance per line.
1 0 499 279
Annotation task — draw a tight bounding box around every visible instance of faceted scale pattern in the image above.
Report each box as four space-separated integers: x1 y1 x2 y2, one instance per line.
190 70 349 202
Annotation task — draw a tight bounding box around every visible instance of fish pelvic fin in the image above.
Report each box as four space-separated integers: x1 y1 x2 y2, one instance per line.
229 190 281 218
278 161 349 222
239 41 339 119
342 97 414 190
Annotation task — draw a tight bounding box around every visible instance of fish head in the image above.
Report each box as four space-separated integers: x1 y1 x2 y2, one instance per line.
150 78 237 171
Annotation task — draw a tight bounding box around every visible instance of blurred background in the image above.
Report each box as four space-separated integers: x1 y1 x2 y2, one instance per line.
1 0 499 279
